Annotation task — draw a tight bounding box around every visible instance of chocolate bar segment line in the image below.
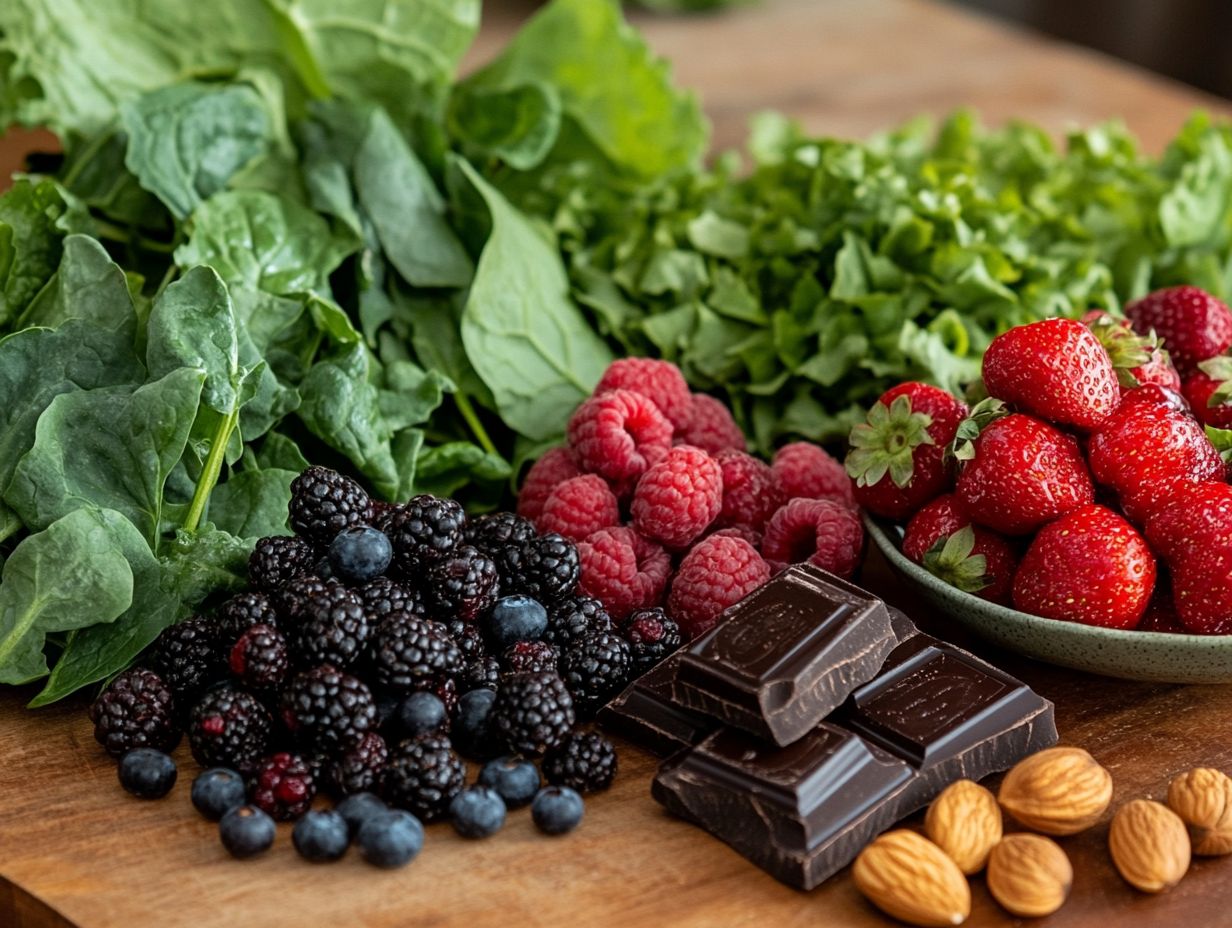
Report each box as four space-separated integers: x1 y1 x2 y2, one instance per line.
597 653 718 758
674 565 897 746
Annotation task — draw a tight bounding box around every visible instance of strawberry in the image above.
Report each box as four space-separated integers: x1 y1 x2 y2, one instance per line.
954 412 1094 535
982 317 1119 430
845 382 967 521
1082 310 1181 394
1087 384 1223 524
1137 595 1186 634
1181 357 1232 430
1143 481 1232 566
902 494 1017 603
1125 285 1232 375
1171 560 1232 635
1011 504 1156 630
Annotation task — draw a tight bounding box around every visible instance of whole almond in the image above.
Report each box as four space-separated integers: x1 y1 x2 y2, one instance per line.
998 746 1113 835
986 834 1073 918
925 780 1002 874
853 830 971 927
1167 767 1232 856
1109 799 1191 893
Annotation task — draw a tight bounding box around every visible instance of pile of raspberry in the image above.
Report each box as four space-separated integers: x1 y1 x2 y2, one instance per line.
519 358 863 641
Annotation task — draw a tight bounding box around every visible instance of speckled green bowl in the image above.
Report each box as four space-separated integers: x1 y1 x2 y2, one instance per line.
865 516 1232 684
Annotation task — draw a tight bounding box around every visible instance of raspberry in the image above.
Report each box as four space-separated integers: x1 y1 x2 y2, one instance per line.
248 536 315 594
631 445 723 548
249 752 316 821
567 389 673 483
229 624 289 691
761 498 864 578
708 524 762 549
676 393 746 454
577 527 671 620
715 450 782 531
289 466 371 544
667 534 770 639
595 358 692 430
516 448 582 522
771 442 855 509
536 475 620 542
89 668 179 758
620 608 683 673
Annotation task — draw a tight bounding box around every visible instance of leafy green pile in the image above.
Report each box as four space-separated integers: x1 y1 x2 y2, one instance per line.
0 0 705 702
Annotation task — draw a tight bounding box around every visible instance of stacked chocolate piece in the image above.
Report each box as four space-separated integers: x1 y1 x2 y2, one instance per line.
599 565 1058 890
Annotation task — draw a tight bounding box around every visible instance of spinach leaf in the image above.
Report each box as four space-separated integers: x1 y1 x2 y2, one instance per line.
5 368 205 544
0 508 134 685
255 431 310 472
160 525 250 605
414 441 511 499
0 178 71 327
17 234 139 342
451 159 612 442
448 81 562 171
208 468 296 540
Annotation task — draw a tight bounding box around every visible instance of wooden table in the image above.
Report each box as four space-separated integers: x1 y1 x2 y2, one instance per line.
3 1 1232 926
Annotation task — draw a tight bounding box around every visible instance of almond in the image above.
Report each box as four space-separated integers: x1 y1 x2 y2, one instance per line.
1167 767 1232 856
1109 799 1191 893
853 830 970 927
998 746 1112 835
925 779 1002 874
986 834 1073 918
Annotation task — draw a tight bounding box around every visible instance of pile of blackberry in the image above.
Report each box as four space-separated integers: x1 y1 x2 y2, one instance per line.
89 465 680 866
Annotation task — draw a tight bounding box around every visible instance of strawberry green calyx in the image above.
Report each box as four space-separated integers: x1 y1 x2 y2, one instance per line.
1205 424 1232 466
1199 357 1232 408
921 525 991 593
950 397 1008 462
845 395 934 489
1086 314 1155 388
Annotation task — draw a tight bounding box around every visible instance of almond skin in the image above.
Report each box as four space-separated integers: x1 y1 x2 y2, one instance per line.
987 834 1073 918
1167 767 1232 856
853 830 971 927
998 746 1113 835
1109 799 1191 893
925 779 1002 874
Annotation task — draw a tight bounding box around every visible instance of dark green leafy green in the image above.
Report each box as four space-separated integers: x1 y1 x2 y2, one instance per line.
207 467 297 540
0 179 72 326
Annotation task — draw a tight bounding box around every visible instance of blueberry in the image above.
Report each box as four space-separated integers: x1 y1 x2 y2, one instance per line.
452 688 500 760
449 786 506 839
220 805 276 858
328 525 393 584
398 691 447 737
335 792 388 838
292 809 350 863
118 749 177 799
531 786 584 835
191 767 247 820
478 756 540 809
357 810 424 869
484 595 548 649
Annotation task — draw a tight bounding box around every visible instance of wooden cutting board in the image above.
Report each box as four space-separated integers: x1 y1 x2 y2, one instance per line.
4 1 1232 926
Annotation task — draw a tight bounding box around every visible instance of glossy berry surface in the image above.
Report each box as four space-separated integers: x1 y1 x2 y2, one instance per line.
328 525 393 584
398 691 448 738
452 688 500 761
118 749 177 799
531 786 584 836
484 595 548 649
450 786 507 839
292 809 351 863
357 810 424 869
191 768 247 820
478 757 541 809
336 792 389 837
219 805 276 859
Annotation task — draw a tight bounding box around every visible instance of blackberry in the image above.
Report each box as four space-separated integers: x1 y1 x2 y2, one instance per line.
290 581 371 669
368 499 399 531
503 533 580 605
89 668 179 758
249 752 316 820
188 685 272 774
386 495 465 569
446 619 486 662
328 732 389 796
248 535 315 594
542 731 618 793
228 624 289 692
462 656 501 692
426 676 459 718
501 640 559 674
360 577 428 626
220 805 276 859
543 594 612 650
370 615 462 693
148 615 225 701
281 665 377 755
464 512 536 558
428 545 499 621
289 466 371 544
620 608 683 674
491 671 575 757
382 734 466 822
118 749 178 799
215 592 279 645
274 574 329 626
560 631 633 718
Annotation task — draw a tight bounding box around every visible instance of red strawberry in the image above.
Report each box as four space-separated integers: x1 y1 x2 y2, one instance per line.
1012 504 1156 630
954 413 1094 535
845 382 967 521
1137 595 1186 634
1125 285 1232 375
982 318 1119 430
1181 357 1232 430
1082 310 1181 394
902 494 1017 604
1143 481 1232 566
1172 560 1232 635
1087 384 1223 524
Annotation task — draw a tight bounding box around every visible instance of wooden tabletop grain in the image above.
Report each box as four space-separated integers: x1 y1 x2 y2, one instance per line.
3 1 1232 927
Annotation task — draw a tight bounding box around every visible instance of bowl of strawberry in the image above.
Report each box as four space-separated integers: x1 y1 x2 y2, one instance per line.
853 285 1232 683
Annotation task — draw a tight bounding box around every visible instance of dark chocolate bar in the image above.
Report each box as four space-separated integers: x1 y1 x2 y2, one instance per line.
673 565 898 746
652 632 1057 890
597 653 718 757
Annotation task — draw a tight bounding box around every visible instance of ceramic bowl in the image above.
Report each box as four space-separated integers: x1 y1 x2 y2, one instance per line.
865 516 1232 684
